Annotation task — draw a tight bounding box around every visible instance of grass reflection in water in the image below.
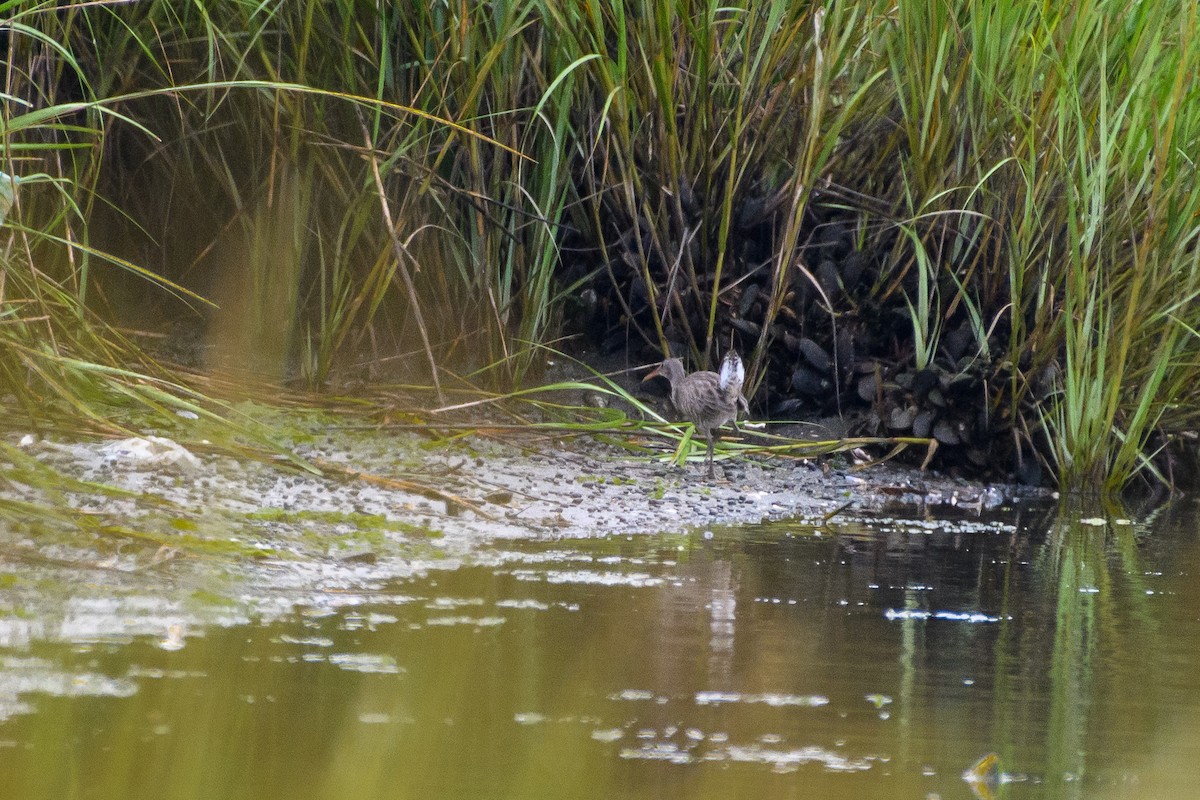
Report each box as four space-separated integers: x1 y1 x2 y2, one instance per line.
1 500 1199 799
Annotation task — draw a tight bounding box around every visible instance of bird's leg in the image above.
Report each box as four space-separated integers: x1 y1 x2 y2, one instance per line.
731 396 748 434
706 431 716 479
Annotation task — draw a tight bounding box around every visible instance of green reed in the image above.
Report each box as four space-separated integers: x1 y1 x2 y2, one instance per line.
3 0 1200 492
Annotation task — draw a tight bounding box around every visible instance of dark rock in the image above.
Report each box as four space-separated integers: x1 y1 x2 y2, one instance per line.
942 323 974 363
815 223 851 258
816 259 840 298
771 398 805 416
912 410 935 438
679 177 698 216
856 374 878 403
630 275 650 305
840 251 867 290
792 366 831 397
782 331 802 354
835 327 855 375
945 370 977 394
737 195 767 228
932 419 961 445
731 318 761 337
911 368 939 397
889 405 917 430
768 324 791 344
602 332 626 354
799 337 832 373
738 283 760 317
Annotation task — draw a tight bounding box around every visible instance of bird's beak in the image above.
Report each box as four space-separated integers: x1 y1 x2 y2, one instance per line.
642 365 663 382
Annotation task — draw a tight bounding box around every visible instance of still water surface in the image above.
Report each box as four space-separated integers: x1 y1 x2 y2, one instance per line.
2 500 1199 799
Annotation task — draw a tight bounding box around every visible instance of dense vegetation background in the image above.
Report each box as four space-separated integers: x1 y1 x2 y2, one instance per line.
2 0 1199 493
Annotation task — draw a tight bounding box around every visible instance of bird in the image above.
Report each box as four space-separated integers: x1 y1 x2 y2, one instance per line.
0 171 21 226
643 351 749 478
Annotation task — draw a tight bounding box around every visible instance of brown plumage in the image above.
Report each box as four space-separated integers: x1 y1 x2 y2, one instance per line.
644 352 748 478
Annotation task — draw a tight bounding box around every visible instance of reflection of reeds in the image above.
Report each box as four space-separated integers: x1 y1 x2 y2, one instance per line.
2 2 1199 491
989 501 1158 791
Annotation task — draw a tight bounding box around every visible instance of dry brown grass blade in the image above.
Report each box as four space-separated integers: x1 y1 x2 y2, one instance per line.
362 126 444 404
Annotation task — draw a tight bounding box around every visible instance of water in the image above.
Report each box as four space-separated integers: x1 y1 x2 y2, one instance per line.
2 500 1199 799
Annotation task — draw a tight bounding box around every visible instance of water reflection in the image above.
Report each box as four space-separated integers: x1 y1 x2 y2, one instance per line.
1 499 1199 798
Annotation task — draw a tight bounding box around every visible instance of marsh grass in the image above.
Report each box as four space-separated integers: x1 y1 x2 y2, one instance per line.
424 344 912 470
3 1 1200 493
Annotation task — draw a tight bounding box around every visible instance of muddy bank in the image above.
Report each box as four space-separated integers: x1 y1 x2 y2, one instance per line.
7 421 1046 547
0 419 1049 677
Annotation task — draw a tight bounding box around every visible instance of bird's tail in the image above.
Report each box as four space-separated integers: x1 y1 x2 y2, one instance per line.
718 350 748 414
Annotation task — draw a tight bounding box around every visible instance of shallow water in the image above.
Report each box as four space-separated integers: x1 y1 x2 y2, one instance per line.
2 499 1199 799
